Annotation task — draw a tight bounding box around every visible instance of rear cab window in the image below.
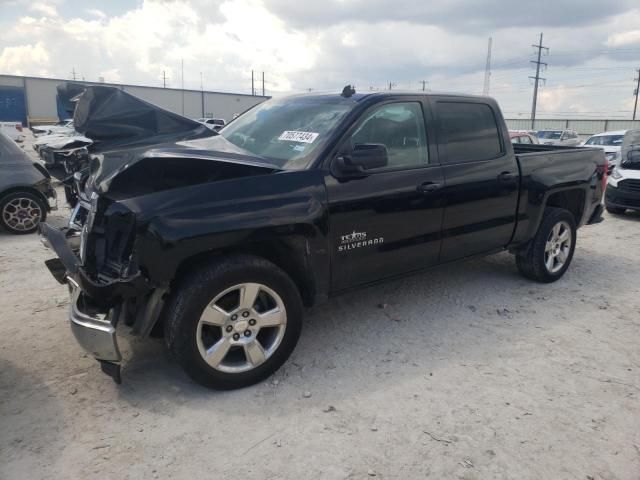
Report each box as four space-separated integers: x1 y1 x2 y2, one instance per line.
435 101 503 163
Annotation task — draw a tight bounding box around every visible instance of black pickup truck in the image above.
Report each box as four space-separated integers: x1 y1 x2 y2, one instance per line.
41 88 606 389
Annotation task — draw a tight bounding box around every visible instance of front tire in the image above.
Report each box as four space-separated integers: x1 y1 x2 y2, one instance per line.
516 208 577 283
165 255 303 390
0 191 47 234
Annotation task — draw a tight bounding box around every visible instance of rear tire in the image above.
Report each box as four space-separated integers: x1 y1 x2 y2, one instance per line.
164 254 303 390
0 191 47 234
605 204 626 215
516 207 576 283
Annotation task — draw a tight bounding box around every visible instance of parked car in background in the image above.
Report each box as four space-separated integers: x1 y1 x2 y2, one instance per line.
604 129 640 215
509 130 539 144
36 134 93 167
41 89 606 389
32 119 74 137
537 129 581 146
583 130 626 172
195 118 226 132
0 121 25 143
0 131 56 234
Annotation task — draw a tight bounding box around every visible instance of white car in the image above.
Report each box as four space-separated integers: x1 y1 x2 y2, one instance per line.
195 118 226 132
604 130 640 214
583 130 627 172
536 129 581 146
31 119 74 137
0 122 25 142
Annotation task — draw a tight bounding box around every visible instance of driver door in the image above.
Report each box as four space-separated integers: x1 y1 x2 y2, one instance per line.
325 100 445 291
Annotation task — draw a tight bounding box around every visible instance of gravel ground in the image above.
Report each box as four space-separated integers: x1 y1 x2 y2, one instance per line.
1 136 639 479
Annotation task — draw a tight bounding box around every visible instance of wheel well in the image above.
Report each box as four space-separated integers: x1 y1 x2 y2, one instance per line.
545 189 585 225
172 236 316 308
0 186 49 210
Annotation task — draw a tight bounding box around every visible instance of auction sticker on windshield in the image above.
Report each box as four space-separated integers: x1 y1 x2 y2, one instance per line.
278 131 319 143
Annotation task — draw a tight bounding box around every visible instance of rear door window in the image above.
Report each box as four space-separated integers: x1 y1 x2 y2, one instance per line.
436 102 502 163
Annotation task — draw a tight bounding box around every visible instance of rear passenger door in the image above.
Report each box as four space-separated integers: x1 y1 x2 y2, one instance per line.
432 98 519 262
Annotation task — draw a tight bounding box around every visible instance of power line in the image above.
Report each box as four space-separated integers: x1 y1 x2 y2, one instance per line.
529 32 549 129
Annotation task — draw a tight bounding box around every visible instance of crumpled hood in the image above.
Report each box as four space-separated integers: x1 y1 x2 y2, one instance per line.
58 83 215 153
88 134 281 196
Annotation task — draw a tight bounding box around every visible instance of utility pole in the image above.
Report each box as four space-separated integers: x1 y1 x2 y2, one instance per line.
162 70 168 88
482 37 492 96
71 67 77 81
262 71 265 96
420 80 428 91
388 82 396 90
200 72 203 90
251 70 255 96
633 68 640 121
529 32 549 130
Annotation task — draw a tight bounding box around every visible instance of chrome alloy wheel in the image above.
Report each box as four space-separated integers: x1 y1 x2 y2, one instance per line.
196 283 287 373
544 220 572 273
2 197 42 232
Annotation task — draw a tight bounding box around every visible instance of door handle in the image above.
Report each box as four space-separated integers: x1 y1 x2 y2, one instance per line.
498 172 515 183
417 182 443 193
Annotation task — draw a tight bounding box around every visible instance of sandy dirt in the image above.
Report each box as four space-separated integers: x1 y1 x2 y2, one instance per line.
0 137 639 479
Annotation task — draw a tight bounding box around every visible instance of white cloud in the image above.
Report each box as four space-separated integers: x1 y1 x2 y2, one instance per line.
86 8 107 19
0 0 638 116
29 1 58 17
0 41 50 76
606 30 640 47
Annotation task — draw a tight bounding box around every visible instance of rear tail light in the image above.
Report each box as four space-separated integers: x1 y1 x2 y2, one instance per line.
15 124 23 132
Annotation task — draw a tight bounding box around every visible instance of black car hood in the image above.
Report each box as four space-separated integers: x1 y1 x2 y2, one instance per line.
89 135 281 196
58 83 215 152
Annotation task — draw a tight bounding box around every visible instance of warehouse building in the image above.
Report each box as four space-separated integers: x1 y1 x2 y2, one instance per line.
0 74 268 126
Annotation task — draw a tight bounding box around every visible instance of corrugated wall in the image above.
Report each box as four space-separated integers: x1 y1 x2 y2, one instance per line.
0 74 268 124
506 118 640 135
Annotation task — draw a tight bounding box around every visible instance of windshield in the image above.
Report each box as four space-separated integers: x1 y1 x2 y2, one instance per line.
585 135 624 146
537 130 562 139
220 97 354 169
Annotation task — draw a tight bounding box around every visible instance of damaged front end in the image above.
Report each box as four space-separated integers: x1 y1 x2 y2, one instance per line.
40 193 152 383
41 146 279 383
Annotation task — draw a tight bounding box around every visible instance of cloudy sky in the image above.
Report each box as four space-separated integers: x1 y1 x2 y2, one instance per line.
1 0 639 118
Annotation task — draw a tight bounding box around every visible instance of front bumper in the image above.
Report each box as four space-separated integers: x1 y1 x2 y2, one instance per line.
605 185 640 211
68 276 122 363
40 222 147 383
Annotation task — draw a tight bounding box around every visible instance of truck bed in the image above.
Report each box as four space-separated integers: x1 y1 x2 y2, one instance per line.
509 142 606 246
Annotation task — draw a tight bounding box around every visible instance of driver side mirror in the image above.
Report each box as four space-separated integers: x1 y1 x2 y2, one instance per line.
334 143 389 177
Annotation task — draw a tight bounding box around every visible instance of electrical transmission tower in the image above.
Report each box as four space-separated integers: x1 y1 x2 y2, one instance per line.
529 33 549 129
633 68 639 121
482 37 492 96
